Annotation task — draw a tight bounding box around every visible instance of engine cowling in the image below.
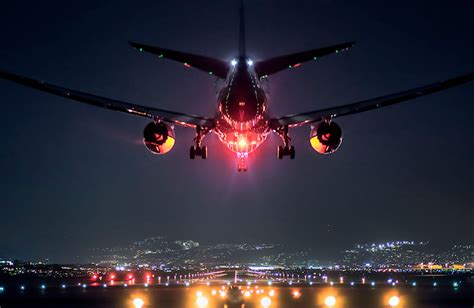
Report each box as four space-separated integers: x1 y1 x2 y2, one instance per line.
310 121 343 154
143 122 175 154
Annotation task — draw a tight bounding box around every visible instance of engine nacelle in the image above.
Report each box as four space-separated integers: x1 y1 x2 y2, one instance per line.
309 121 343 154
143 122 175 155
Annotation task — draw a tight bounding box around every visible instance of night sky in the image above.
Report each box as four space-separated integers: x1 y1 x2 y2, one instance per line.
0 0 473 263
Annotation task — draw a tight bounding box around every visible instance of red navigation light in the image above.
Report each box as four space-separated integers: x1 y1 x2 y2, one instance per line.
128 274 133 280
184 62 191 68
293 63 302 68
110 274 116 280
92 275 97 280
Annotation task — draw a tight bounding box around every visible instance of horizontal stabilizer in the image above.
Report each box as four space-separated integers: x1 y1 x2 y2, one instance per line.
255 41 355 77
129 41 229 78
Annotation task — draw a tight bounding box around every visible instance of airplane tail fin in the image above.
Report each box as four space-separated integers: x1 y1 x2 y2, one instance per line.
129 41 229 79
254 41 356 77
239 0 246 58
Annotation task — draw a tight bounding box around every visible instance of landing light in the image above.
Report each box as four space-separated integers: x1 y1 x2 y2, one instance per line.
324 295 336 307
132 297 145 308
388 296 400 307
261 296 272 307
247 59 253 66
196 296 208 307
231 59 238 66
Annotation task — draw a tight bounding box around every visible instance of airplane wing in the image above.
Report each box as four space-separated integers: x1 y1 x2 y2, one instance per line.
270 73 474 129
129 41 229 79
254 41 355 77
0 70 215 128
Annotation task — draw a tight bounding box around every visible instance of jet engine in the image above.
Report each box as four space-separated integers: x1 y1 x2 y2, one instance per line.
309 121 343 154
143 122 175 154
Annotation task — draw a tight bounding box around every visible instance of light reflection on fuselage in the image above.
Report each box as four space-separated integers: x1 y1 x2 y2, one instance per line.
215 59 270 155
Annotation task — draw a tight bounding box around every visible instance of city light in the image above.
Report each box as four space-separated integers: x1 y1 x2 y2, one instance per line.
196 291 203 297
324 295 336 307
453 282 459 288
261 296 272 307
268 289 275 297
244 290 251 297
433 282 437 287
196 296 208 307
0 286 4 292
61 284 66 289
40 285 46 289
82 284 87 289
292 290 301 298
371 282 376 287
132 297 145 308
388 295 400 307
412 282 416 287
103 284 107 288
144 283 149 288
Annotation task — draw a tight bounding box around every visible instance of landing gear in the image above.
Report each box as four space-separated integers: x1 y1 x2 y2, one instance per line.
190 145 207 159
277 145 295 159
237 152 248 172
189 126 209 160
276 125 295 159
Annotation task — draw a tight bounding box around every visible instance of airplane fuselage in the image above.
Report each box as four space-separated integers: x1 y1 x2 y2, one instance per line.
214 59 270 155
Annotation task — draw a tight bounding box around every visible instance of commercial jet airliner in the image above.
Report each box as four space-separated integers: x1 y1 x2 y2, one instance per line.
1 3 473 171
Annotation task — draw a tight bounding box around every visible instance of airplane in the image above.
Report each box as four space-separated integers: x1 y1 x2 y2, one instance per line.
0 2 473 171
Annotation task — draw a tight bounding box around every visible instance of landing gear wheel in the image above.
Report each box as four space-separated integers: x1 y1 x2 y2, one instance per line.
277 145 295 159
289 146 295 159
277 146 284 159
201 146 208 159
190 145 207 159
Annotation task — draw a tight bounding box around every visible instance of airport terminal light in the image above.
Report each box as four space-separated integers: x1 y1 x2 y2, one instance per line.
132 297 145 308
388 296 400 307
324 296 336 307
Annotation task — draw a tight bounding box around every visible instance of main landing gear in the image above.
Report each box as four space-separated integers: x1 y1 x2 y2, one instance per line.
277 145 295 159
276 125 295 159
189 126 208 160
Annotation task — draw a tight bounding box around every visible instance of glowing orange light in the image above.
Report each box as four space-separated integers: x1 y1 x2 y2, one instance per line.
132 298 144 308
268 289 275 297
388 296 400 307
261 296 272 307
324 296 336 307
244 291 251 297
292 290 301 298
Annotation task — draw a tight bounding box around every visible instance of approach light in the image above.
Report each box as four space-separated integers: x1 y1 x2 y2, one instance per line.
412 282 416 287
132 297 145 308
40 285 46 289
453 282 459 288
103 284 107 288
61 284 66 289
261 296 272 307
20 285 25 291
433 282 437 287
196 296 208 307
0 286 4 292
388 296 400 307
324 295 336 307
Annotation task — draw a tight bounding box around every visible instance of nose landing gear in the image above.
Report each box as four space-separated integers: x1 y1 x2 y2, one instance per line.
237 152 248 172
